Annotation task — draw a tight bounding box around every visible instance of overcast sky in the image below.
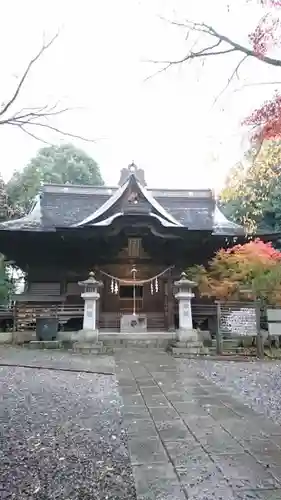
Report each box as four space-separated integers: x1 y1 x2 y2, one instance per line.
0 0 279 191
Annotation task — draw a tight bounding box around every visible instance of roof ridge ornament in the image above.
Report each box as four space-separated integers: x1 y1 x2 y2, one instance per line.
118 162 147 186
128 161 137 173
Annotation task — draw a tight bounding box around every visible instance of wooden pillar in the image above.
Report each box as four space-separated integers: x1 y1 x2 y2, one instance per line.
167 269 175 331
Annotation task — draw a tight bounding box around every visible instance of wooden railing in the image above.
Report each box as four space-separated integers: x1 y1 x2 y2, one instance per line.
191 303 217 316
15 304 84 330
0 307 13 319
119 298 143 312
99 313 120 330
99 312 165 331
12 301 219 332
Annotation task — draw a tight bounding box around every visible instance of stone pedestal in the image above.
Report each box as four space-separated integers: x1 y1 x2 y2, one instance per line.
120 314 147 333
75 271 104 353
79 293 99 342
168 272 208 357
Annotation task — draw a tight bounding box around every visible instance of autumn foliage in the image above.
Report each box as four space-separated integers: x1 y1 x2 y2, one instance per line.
244 1 281 139
249 0 281 54
188 239 281 304
244 93 281 141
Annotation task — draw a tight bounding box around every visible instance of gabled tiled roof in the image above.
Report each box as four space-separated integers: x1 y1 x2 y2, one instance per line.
0 168 244 236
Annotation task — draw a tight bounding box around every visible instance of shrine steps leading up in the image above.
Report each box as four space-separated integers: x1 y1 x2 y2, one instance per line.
57 330 175 351
99 331 175 349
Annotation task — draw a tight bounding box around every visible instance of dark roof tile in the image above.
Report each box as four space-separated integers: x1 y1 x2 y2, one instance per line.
0 181 243 235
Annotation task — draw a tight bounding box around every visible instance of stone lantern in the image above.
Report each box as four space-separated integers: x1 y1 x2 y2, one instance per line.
78 271 103 341
172 272 207 355
174 272 197 341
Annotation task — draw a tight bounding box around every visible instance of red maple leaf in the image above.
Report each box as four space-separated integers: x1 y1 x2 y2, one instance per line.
249 14 281 55
243 0 281 138
243 93 281 140
250 1 281 7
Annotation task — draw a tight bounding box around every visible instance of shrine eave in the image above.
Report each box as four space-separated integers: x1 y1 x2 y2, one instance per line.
0 169 248 235
72 172 182 229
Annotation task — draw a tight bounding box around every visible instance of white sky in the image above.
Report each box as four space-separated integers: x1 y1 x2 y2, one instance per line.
0 0 280 191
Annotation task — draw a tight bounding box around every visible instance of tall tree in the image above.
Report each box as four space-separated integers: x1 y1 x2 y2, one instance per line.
0 174 8 221
220 140 281 232
7 144 104 215
158 0 281 146
0 256 14 306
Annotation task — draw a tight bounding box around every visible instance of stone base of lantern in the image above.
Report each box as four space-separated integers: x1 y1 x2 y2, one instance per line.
167 329 209 357
71 329 111 355
76 328 99 342
168 340 209 357
73 340 111 355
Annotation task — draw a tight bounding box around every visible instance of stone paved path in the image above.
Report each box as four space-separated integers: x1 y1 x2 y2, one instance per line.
115 350 281 499
2 346 281 499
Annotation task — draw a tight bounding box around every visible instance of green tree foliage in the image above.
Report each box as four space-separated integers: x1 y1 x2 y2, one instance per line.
220 140 281 233
6 143 104 215
0 174 8 221
0 256 13 305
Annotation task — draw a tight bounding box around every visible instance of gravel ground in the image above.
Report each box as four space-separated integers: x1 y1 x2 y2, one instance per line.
196 359 281 424
0 346 114 374
1 365 136 500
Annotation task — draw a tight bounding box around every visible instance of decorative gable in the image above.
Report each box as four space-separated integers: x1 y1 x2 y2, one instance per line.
73 165 182 228
118 162 147 186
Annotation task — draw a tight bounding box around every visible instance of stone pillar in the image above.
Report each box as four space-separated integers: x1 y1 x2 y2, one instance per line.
168 272 207 355
171 272 209 360
174 272 197 341
167 269 175 331
78 271 103 342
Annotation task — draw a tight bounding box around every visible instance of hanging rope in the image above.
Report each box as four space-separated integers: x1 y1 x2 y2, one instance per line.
99 265 174 285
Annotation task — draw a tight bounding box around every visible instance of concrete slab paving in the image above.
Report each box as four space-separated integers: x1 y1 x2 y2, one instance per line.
115 349 281 499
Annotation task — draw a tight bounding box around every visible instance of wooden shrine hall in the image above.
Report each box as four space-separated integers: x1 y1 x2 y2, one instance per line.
0 163 245 334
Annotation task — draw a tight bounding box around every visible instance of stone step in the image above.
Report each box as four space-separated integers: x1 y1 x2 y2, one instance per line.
29 340 62 350
210 346 247 352
72 341 113 355
167 340 209 357
170 340 204 348
170 350 209 358
102 338 170 349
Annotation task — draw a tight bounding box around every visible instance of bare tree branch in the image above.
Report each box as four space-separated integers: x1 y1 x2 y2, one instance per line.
152 45 237 68
234 81 281 92
0 32 95 144
0 108 71 126
0 33 59 117
151 17 281 105
146 40 237 80
212 55 249 106
12 103 60 118
15 124 53 145
175 20 281 67
157 18 281 69
9 119 96 143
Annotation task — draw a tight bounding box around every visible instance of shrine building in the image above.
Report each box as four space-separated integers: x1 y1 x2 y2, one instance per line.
0 163 246 334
